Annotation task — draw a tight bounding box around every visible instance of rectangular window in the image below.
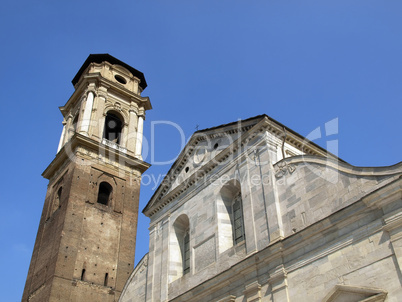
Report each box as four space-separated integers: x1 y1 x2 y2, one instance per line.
233 196 245 244
183 232 190 275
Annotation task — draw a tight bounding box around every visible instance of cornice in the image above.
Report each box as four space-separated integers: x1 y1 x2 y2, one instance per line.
94 76 151 110
42 133 150 180
383 209 402 234
143 118 267 217
60 72 151 118
363 176 402 210
163 189 395 302
277 156 402 179
143 115 343 217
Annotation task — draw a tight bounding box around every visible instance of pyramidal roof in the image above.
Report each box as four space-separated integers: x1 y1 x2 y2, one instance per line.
72 53 147 89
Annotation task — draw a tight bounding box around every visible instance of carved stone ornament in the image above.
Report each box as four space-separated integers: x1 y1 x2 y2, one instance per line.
114 102 122 111
275 161 296 179
139 255 149 273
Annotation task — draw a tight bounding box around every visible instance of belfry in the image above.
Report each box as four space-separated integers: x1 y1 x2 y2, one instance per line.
23 55 402 302
22 54 151 301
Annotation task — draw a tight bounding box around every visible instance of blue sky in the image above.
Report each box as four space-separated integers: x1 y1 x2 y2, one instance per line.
1 1 401 300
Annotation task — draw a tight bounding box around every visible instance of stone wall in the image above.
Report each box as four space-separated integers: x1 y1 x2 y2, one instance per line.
119 126 402 302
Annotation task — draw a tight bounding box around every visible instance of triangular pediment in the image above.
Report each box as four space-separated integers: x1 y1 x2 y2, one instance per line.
165 118 260 195
323 285 387 302
143 117 262 215
143 114 337 217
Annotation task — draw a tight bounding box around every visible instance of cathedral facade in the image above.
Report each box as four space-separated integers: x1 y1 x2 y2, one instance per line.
24 55 402 302
120 114 402 302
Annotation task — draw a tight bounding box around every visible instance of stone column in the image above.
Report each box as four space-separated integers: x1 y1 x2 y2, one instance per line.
121 123 129 148
80 91 94 135
57 120 67 153
96 87 107 139
127 106 139 154
135 113 144 159
60 114 73 145
100 114 106 143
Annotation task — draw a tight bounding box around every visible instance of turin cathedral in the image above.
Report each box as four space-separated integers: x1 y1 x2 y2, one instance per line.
23 55 402 302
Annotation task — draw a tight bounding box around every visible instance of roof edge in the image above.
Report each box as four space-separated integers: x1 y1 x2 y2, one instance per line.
71 54 147 89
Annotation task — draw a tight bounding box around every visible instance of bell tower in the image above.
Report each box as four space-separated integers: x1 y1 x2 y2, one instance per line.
22 54 152 302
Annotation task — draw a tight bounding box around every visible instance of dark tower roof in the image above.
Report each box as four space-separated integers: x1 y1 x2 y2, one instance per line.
72 53 148 90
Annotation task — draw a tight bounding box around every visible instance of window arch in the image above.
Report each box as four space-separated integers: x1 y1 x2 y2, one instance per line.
51 186 62 215
103 112 123 144
97 182 112 206
170 214 190 282
80 268 86 281
217 179 245 253
104 273 109 286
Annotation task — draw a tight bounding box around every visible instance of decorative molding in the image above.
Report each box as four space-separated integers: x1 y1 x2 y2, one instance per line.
43 133 150 180
274 160 296 179
103 102 129 122
363 177 402 210
383 209 402 233
285 214 384 275
101 138 127 154
243 281 261 302
144 114 348 217
267 265 287 284
323 285 387 302
283 156 402 178
216 295 236 302
144 121 270 217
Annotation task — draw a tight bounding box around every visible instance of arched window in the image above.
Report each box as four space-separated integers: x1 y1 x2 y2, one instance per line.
217 180 245 253
97 182 112 206
170 214 190 281
81 268 86 281
103 112 123 144
104 273 109 286
51 187 62 215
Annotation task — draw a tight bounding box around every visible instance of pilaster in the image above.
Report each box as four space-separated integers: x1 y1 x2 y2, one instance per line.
242 158 258 254
135 111 145 159
243 281 262 302
383 210 402 276
267 265 290 302
263 141 284 243
146 225 157 302
80 89 95 135
57 120 67 153
127 105 139 154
